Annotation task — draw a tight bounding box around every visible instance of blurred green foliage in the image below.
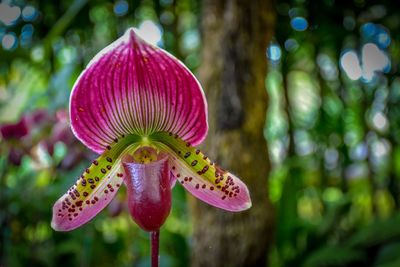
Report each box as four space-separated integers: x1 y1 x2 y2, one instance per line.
266 0 400 266
1 0 400 266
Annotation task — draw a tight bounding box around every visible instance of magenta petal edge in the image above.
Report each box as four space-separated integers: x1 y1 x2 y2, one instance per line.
69 28 208 154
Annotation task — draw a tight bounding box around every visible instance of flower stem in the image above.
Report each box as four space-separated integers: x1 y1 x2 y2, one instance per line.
151 230 160 267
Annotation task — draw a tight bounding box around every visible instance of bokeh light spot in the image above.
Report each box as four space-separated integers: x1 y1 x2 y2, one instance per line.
350 143 368 161
340 50 362 80
372 111 388 131
267 44 281 62
22 5 37 21
317 54 338 81
361 43 390 81
324 148 339 170
371 139 389 158
182 30 199 51
284 38 299 52
361 22 391 48
291 17 308 31
361 23 377 39
160 11 174 25
113 0 128 16
136 20 163 46
20 24 34 47
0 3 21 26
2 32 18 50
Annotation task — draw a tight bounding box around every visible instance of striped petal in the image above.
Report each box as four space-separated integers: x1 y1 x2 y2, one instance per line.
70 28 208 154
150 132 251 212
51 135 141 231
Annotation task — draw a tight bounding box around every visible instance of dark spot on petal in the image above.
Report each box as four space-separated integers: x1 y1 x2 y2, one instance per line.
197 165 209 175
73 189 80 197
69 192 76 200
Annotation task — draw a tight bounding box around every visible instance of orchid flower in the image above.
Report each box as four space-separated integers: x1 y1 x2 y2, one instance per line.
51 28 251 266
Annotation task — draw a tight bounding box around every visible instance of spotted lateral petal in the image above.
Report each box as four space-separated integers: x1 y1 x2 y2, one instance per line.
150 132 251 212
70 28 208 154
51 135 140 231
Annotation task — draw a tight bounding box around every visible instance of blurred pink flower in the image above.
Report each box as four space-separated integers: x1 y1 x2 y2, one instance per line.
0 117 29 140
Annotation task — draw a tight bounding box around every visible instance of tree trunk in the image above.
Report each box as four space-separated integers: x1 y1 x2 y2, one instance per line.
190 1 275 267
